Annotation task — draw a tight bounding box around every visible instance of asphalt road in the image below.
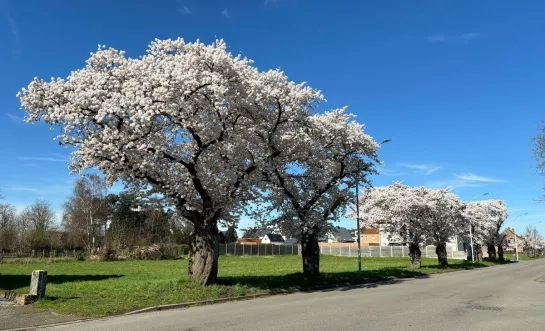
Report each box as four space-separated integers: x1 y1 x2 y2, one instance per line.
43 259 545 331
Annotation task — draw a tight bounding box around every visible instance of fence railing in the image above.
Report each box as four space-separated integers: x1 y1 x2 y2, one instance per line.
0 244 300 259
220 243 299 256
0 249 85 259
319 244 467 259
0 244 467 259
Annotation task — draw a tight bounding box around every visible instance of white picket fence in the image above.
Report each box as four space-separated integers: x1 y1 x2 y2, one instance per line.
319 245 467 259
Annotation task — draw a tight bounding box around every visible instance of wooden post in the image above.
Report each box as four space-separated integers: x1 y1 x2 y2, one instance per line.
29 270 48 299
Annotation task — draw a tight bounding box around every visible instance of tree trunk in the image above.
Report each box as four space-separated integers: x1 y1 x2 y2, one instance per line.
301 232 320 276
435 242 448 267
188 222 219 286
408 243 422 269
475 244 483 262
487 243 496 260
497 244 505 262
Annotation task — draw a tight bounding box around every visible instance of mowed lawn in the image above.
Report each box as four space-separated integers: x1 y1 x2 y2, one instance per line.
0 255 495 317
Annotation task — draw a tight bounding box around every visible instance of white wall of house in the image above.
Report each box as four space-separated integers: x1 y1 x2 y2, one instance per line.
378 228 462 250
260 235 284 245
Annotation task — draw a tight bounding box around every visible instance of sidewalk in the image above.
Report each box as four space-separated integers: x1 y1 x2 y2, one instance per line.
0 305 81 330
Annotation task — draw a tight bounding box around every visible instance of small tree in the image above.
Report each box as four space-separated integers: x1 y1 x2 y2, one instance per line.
18 38 323 285
224 225 238 243
20 200 56 252
522 225 544 257
63 174 108 253
0 202 17 253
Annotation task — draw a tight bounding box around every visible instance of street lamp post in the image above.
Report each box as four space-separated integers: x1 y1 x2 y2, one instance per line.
355 181 362 274
512 213 528 262
468 193 489 263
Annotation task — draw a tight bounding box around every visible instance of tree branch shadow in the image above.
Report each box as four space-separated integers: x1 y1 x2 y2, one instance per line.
0 274 124 291
218 267 430 294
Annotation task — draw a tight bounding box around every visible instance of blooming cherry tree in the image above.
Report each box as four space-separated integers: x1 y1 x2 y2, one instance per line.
482 200 508 261
522 225 544 257
462 200 506 262
360 183 430 268
258 109 381 275
422 188 466 266
360 183 466 267
17 38 323 285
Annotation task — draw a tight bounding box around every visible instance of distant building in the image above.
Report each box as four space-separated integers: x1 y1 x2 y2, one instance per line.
260 234 285 245
360 227 380 246
321 227 355 243
283 238 300 245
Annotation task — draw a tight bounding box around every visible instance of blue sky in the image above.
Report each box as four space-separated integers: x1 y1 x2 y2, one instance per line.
1 0 545 234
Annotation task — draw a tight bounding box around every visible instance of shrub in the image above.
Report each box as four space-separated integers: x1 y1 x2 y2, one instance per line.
75 251 86 261
129 245 163 260
88 249 117 262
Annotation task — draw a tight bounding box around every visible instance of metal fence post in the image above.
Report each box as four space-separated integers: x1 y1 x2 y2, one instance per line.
349 245 351 257
391 246 393 257
425 246 428 258
379 245 382 257
402 246 404 257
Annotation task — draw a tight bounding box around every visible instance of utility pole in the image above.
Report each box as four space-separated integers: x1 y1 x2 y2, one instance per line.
512 213 529 261
469 222 475 263
356 180 362 274
468 193 489 263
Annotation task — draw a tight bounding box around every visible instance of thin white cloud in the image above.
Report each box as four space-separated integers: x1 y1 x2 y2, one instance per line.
221 8 229 18
460 32 481 40
398 163 441 175
6 113 23 122
426 179 483 190
455 173 505 183
178 5 191 15
378 168 406 177
18 156 69 162
9 186 41 193
0 0 21 53
425 32 481 43
425 34 445 43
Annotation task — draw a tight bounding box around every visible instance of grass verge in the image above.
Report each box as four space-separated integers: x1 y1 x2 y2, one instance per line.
0 255 498 317
504 253 545 261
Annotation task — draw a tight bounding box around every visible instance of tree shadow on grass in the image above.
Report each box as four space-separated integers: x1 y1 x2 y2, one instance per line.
218 267 430 294
420 262 489 271
0 274 124 291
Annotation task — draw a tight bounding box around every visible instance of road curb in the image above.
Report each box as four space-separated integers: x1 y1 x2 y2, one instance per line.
123 276 433 316
4 318 97 331
124 293 273 315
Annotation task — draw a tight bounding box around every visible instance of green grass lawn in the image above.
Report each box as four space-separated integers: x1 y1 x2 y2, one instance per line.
0 255 496 317
504 253 545 261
